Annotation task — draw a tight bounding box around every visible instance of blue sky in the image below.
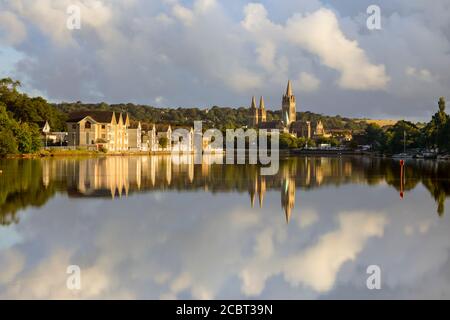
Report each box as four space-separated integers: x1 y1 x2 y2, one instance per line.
0 0 449 121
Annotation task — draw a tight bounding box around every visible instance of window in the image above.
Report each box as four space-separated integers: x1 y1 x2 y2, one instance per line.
85 122 91 129
102 125 106 129
72 124 77 129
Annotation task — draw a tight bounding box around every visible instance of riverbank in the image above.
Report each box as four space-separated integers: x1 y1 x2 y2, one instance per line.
1 149 210 158
2 148 449 161
2 149 150 158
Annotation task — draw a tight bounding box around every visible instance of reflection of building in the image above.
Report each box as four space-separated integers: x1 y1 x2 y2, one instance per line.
248 170 266 208
281 175 296 223
32 156 450 225
73 157 140 198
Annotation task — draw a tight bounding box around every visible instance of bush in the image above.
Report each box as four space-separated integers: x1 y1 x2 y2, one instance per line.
0 129 18 156
11 123 42 154
159 136 169 149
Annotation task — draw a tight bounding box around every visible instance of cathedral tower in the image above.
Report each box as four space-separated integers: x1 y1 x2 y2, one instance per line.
259 96 267 123
282 80 296 126
249 96 259 127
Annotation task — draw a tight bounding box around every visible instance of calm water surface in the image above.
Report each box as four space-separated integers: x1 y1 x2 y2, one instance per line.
1 155 450 299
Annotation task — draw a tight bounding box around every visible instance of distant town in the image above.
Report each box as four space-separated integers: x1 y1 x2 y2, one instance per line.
0 77 449 159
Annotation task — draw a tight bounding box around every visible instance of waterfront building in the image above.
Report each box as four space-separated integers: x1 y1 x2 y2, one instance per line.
128 122 142 151
66 111 130 151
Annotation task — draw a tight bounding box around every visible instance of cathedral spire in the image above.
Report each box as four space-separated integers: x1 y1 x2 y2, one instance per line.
259 96 265 109
251 96 257 109
286 80 293 96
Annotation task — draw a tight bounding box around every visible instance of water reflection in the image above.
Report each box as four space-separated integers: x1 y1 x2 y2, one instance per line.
1 156 450 299
1 156 450 226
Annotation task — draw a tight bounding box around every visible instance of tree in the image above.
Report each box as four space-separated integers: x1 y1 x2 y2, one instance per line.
12 123 33 154
364 124 386 150
0 77 66 132
0 77 21 91
385 121 421 153
159 137 169 149
0 129 18 156
0 102 41 155
423 97 449 149
279 133 297 149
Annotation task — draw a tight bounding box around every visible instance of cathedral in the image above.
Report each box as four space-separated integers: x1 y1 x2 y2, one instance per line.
249 80 313 139
250 96 267 127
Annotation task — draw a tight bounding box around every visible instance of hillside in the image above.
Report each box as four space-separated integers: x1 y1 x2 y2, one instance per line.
357 119 399 128
54 102 368 132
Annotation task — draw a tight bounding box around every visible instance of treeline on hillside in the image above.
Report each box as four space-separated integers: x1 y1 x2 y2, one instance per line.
0 78 65 155
0 78 69 155
361 97 450 154
54 102 367 132
0 78 66 131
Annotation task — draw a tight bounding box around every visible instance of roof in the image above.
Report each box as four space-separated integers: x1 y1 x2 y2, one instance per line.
67 111 116 123
286 80 293 96
35 120 49 128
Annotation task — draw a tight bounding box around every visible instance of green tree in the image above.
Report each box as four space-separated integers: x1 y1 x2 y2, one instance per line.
423 97 449 149
0 129 18 155
385 121 421 153
159 137 169 149
279 133 297 149
364 124 386 150
0 77 66 131
0 102 42 155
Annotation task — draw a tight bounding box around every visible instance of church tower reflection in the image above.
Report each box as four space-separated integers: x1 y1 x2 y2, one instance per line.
281 174 296 223
248 168 266 208
280 159 297 223
35 155 450 223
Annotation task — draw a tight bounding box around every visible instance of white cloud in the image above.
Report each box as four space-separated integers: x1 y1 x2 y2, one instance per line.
283 212 386 292
172 4 194 26
240 211 387 296
0 0 449 118
285 9 390 90
0 11 27 45
0 249 25 285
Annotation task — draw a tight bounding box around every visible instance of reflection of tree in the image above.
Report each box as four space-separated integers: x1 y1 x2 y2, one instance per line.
420 167 450 217
2 156 450 226
0 159 59 225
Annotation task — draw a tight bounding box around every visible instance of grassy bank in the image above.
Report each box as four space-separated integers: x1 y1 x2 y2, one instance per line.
2 149 159 158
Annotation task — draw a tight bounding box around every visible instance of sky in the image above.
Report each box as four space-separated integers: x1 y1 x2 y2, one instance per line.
0 0 449 121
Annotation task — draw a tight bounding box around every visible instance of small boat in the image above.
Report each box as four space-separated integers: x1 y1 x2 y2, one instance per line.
414 154 424 159
423 152 437 159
